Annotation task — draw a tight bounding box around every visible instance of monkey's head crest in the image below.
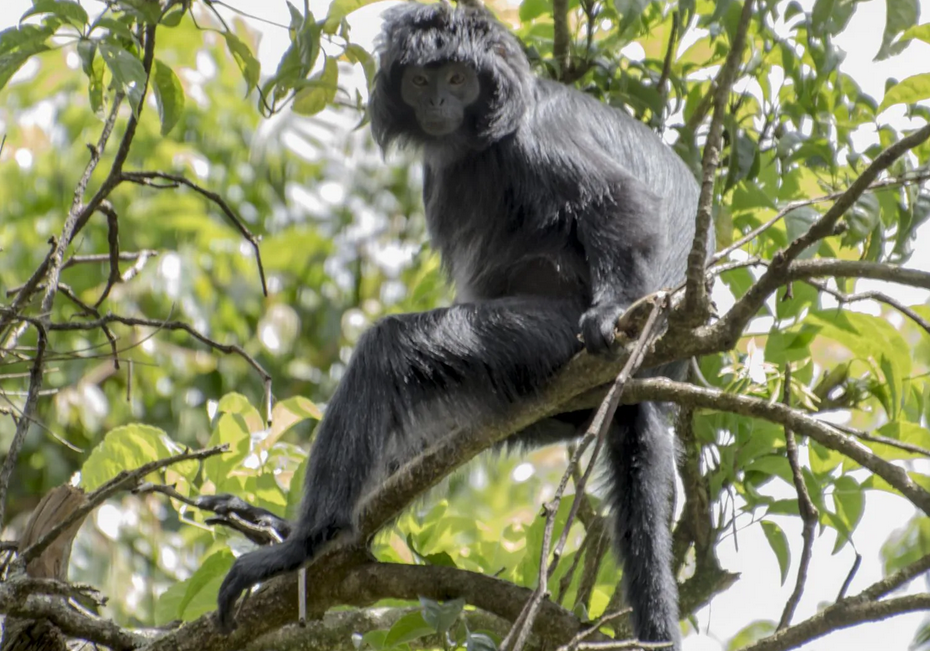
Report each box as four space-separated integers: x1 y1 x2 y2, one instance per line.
370 2 532 150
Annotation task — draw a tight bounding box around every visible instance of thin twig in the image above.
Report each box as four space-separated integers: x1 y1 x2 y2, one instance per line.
61 250 159 270
714 123 930 348
655 11 679 132
94 201 122 308
832 424 930 459
0 325 47 528
710 170 930 265
19 445 227 565
778 364 819 630
121 171 268 295
556 608 633 651
836 553 862 600
617 378 930 515
552 0 570 78
803 278 930 336
45 313 270 382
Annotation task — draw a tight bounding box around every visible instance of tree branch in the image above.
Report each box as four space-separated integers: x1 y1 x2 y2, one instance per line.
777 365 818 630
682 0 755 322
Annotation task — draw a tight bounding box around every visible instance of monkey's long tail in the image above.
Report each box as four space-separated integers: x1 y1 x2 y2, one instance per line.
606 402 680 650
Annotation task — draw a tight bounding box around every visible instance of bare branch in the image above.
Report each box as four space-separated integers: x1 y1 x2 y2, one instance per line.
0 324 47 529
121 171 268 296
778 365 819 630
45 313 271 382
62 250 159 270
803 278 930 336
739 594 930 651
682 0 755 321
94 201 123 308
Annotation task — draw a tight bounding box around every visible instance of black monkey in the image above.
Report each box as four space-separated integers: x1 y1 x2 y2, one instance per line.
217 4 708 648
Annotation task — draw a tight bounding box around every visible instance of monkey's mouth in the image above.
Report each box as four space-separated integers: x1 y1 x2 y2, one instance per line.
420 114 462 136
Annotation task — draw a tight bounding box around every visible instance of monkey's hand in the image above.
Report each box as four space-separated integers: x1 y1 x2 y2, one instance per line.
579 303 626 354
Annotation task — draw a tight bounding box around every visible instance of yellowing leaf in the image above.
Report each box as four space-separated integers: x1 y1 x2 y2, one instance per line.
879 72 930 113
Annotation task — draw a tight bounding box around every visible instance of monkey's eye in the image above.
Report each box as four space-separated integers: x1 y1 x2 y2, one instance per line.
448 72 466 85
411 74 429 87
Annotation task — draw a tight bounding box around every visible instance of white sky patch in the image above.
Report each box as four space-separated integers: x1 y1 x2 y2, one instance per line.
14 148 33 169
95 504 122 540
511 462 535 483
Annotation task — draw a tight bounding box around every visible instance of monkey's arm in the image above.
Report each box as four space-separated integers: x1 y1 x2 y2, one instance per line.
576 172 665 354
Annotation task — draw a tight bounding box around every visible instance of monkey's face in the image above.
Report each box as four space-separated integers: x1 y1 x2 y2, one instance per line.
399 62 481 137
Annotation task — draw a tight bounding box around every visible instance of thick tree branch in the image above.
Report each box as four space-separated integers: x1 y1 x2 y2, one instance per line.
615 379 930 515
739 594 930 651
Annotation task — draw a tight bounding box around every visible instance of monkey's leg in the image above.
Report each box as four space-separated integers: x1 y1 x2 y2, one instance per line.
216 296 583 631
607 403 680 649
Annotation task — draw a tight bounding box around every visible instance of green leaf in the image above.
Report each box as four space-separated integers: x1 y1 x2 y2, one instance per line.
902 22 930 44
878 73 930 113
345 43 376 88
81 424 172 490
22 0 88 29
98 42 147 115
324 0 381 33
467 632 499 651
877 0 920 59
873 422 930 460
520 0 552 21
176 550 235 620
760 520 791 585
809 440 843 477
420 596 465 634
832 475 864 548
223 32 261 94
152 59 184 135
161 3 187 27
0 44 49 92
90 17 138 44
76 39 95 76
384 611 434 647
783 206 819 259
154 578 188 625
119 0 163 24
86 47 105 114
268 395 322 445
293 56 338 115
806 311 911 416
263 16 321 103
0 24 52 56
811 0 835 33
204 413 250 491
615 0 651 34
727 620 777 650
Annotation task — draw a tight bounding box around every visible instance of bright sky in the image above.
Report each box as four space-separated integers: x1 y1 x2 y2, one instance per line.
2 1 930 650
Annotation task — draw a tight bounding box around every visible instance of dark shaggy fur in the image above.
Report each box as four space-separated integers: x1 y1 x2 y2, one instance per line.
217 4 710 647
